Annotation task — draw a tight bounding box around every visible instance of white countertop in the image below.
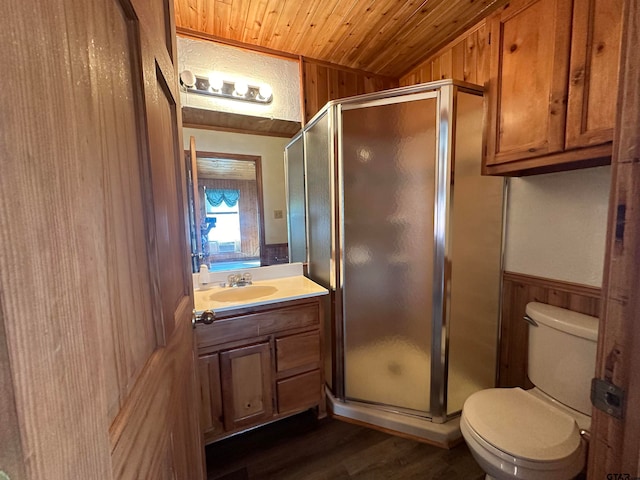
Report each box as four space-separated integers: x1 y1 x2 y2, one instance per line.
194 275 328 314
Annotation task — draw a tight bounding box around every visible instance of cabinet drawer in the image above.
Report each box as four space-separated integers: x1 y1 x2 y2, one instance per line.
197 301 319 349
276 331 320 372
277 370 321 414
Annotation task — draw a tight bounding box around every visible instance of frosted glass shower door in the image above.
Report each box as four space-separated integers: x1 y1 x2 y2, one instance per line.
341 97 437 414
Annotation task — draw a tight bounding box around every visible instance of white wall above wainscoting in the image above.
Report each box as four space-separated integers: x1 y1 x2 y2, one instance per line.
504 166 611 287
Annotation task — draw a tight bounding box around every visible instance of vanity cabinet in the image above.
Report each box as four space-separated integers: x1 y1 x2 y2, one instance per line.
196 297 324 445
483 0 622 175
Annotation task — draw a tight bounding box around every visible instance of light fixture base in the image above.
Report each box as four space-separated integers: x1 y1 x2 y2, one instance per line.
180 72 273 104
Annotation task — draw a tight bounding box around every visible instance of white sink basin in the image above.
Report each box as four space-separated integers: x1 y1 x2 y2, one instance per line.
207 285 278 303
193 273 327 314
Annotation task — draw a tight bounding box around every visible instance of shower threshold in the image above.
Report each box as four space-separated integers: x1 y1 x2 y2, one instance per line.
326 388 462 448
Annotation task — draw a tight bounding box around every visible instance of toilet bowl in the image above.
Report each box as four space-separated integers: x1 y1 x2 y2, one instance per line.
461 387 587 480
460 303 598 480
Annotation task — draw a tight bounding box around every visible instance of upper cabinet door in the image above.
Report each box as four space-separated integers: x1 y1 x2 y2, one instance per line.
565 0 623 149
484 0 573 166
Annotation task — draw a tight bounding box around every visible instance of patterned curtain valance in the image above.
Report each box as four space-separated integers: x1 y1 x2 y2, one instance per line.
205 188 240 208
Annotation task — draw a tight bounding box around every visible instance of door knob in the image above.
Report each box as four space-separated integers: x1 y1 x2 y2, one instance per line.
192 309 216 328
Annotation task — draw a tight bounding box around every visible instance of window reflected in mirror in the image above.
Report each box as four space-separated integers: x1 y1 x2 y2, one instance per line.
205 190 241 254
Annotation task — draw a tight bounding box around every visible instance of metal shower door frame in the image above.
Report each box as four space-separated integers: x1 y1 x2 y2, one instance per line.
284 131 306 264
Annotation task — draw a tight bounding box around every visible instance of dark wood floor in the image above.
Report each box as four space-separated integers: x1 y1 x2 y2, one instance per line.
205 410 484 480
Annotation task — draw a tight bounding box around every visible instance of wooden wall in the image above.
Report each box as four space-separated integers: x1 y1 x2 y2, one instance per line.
301 57 398 124
499 272 602 388
399 20 490 87
261 243 289 266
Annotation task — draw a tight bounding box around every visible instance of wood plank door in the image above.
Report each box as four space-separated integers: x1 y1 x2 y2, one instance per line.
0 0 204 479
587 0 640 475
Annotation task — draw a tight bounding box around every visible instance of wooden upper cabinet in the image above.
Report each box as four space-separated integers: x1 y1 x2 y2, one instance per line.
566 0 623 149
485 0 573 168
483 0 621 175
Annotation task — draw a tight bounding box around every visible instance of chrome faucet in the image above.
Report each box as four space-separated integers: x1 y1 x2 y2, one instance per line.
226 272 253 287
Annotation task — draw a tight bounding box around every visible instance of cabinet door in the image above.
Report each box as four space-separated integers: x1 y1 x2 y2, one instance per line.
485 0 573 166
220 342 273 431
198 353 224 438
566 0 623 149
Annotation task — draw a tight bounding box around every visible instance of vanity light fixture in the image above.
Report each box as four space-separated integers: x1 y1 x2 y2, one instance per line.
179 70 273 104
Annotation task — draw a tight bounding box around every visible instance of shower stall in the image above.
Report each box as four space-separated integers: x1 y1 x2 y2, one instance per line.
285 80 505 445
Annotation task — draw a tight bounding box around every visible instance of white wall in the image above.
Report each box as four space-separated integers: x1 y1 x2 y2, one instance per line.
177 37 301 122
504 166 611 287
184 128 289 245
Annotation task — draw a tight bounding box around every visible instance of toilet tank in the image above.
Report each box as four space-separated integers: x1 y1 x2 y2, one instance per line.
526 302 599 416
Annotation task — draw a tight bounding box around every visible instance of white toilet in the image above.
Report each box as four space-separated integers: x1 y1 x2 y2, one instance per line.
460 302 599 480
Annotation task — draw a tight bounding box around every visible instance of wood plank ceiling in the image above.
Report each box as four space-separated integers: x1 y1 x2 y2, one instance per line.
174 0 509 78
197 157 256 181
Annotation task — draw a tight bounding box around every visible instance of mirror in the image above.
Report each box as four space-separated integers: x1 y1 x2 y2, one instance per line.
184 128 292 273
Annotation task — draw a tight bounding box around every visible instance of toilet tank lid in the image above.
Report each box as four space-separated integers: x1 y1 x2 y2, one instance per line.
526 302 599 341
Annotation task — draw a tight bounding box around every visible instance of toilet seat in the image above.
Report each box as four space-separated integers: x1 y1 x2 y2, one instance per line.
460 388 586 479
463 388 581 461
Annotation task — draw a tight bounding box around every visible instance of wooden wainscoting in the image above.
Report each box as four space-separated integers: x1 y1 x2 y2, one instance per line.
261 243 289 266
499 272 601 388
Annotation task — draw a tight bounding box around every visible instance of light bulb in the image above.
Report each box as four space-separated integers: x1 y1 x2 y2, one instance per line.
258 83 273 100
179 70 196 88
234 80 249 96
208 72 224 91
